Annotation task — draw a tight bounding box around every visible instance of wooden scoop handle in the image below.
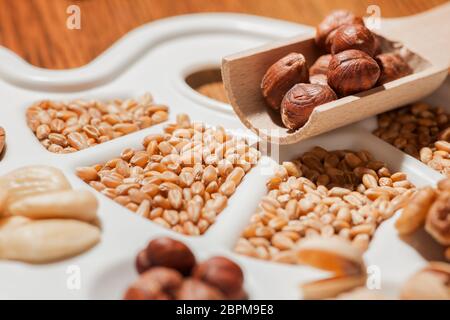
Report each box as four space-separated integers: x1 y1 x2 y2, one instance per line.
379 3 450 68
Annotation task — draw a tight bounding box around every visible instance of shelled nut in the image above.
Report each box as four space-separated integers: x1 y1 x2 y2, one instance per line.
328 50 381 96
0 219 100 263
124 267 183 300
315 10 365 52
126 237 247 300
193 256 245 298
376 53 413 85
400 262 450 300
281 84 337 130
235 146 415 263
78 114 260 236
297 237 367 299
0 166 101 263
26 93 169 153
137 237 196 276
373 102 450 174
309 54 332 86
331 24 378 57
261 53 309 110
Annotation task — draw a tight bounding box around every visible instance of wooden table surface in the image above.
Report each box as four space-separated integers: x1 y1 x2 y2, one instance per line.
0 0 446 70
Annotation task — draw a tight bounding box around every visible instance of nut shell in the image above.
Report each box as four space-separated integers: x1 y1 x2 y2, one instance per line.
145 237 196 276
176 278 225 300
124 267 183 300
375 53 412 85
331 24 377 57
281 83 337 130
192 256 244 297
315 10 364 52
309 54 332 86
261 53 309 111
327 50 380 96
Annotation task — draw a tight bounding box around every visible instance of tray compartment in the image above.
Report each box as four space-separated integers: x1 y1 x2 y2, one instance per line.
232 128 441 264
73 114 261 237
24 93 169 154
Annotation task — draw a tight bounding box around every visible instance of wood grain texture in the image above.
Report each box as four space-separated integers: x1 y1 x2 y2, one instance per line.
0 0 446 70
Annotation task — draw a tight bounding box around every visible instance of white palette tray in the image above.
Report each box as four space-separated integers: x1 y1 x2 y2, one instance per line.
0 13 447 300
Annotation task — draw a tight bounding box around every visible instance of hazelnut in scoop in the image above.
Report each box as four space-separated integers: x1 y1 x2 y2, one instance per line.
327 49 380 96
315 10 365 52
281 83 337 130
331 24 378 57
261 52 309 111
309 54 332 86
375 53 412 85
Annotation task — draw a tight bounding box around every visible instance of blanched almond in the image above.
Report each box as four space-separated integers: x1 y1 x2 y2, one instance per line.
0 166 71 208
7 190 98 222
0 219 100 263
0 216 31 232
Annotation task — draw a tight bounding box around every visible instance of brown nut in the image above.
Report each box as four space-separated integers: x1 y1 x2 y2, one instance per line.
395 187 437 235
438 128 450 141
261 53 309 110
331 24 378 57
400 262 450 300
327 50 381 96
425 191 450 246
375 53 413 85
145 237 196 276
309 54 332 86
124 267 183 300
438 178 450 192
135 249 151 274
315 10 365 52
193 256 245 297
280 83 337 130
176 278 225 300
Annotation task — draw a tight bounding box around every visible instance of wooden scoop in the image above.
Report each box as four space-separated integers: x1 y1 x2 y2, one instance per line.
222 4 450 144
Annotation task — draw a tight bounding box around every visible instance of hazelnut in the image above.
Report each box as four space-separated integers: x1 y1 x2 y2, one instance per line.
309 54 332 85
375 53 412 85
261 52 309 110
193 256 245 298
327 49 380 96
135 249 151 274
331 24 378 57
124 267 183 300
281 83 337 130
176 278 225 300
425 191 450 246
145 237 196 276
315 10 364 52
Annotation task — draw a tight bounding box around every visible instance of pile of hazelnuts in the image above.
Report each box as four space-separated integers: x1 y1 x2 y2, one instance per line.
261 10 413 130
124 237 247 300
